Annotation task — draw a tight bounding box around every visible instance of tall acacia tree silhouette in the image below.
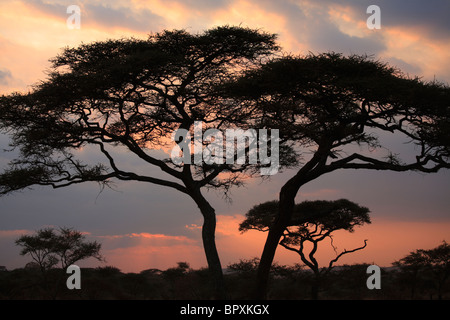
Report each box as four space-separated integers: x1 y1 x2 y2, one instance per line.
219 52 450 298
0 26 280 299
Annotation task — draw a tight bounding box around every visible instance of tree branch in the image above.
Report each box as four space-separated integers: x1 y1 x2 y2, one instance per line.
326 239 368 274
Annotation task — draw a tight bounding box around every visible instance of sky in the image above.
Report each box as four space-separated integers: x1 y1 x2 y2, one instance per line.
0 0 449 274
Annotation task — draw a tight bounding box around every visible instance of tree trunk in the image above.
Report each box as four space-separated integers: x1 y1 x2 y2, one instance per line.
191 189 226 299
254 149 328 299
437 280 443 300
255 185 297 299
311 273 321 300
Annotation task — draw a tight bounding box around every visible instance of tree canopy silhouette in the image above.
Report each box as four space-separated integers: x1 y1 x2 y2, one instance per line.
0 26 280 299
240 199 371 299
393 241 450 300
219 52 450 298
15 227 103 272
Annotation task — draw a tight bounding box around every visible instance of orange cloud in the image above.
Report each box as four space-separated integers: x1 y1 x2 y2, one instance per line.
98 231 197 247
380 26 450 81
328 5 367 38
287 217 450 268
93 231 204 272
101 242 205 272
126 214 450 273
325 2 450 82
2 215 449 273
132 0 193 27
210 0 290 43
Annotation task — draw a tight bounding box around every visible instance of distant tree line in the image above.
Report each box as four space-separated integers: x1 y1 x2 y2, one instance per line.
1 240 448 300
2 226 447 300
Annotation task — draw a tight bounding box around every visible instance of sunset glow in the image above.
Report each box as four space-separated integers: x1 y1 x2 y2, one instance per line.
0 0 449 278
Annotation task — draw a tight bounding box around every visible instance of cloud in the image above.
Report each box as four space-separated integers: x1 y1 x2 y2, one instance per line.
97 231 198 248
24 0 166 33
312 0 450 81
210 0 288 34
2 0 448 84
102 243 205 272
83 2 166 32
2 216 449 272
0 68 12 85
94 229 205 272
169 0 228 11
0 229 32 239
25 0 70 18
327 218 450 267
374 0 450 41
316 0 450 39
382 56 422 76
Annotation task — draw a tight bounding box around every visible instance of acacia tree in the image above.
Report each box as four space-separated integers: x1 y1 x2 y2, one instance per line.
16 227 103 272
393 241 450 299
220 52 450 298
240 199 371 299
0 26 280 299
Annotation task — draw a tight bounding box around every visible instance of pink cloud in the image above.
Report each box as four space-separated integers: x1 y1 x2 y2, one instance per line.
0 229 32 238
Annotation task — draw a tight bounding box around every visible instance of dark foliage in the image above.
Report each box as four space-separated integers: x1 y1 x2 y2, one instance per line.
1 259 448 300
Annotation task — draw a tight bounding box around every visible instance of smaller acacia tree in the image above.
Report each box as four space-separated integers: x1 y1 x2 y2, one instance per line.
16 226 103 272
393 241 450 300
240 199 371 299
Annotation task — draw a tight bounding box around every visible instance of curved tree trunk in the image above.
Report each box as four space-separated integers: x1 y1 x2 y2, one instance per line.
255 186 297 299
254 149 328 299
311 273 321 300
191 189 226 299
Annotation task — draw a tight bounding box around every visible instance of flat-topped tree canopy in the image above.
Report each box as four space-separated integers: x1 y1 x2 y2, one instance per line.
240 198 371 234
240 198 372 300
220 52 450 173
0 26 280 196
